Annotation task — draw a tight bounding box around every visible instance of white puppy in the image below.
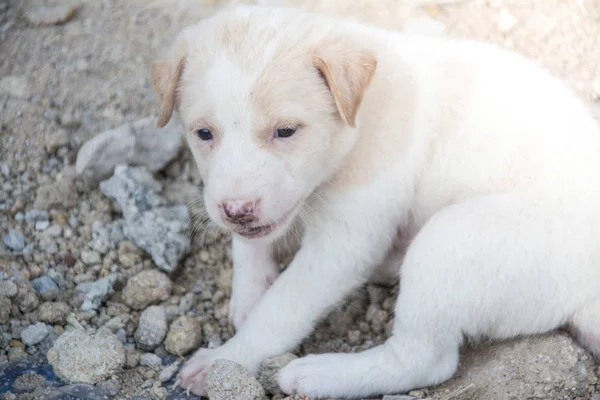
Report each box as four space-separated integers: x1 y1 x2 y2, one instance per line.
151 4 600 398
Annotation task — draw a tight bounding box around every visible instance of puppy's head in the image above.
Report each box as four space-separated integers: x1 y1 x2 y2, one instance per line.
152 6 377 241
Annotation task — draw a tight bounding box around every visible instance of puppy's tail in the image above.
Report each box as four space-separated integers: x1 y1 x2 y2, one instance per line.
569 298 600 361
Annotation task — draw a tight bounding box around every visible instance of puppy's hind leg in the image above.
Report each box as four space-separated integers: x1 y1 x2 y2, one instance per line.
570 299 600 360
278 194 593 398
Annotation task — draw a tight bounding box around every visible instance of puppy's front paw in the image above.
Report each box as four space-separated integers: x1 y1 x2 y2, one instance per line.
176 348 220 396
278 354 345 397
229 267 279 330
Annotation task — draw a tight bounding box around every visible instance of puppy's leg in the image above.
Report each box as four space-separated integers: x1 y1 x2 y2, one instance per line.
228 237 280 331
570 298 600 360
279 194 598 398
176 197 399 396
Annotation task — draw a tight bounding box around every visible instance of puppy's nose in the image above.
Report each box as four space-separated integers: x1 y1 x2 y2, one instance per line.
221 199 259 224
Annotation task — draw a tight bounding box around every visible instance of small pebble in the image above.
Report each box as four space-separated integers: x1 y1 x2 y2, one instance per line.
164 316 202 356
140 352 162 368
31 276 60 301
20 322 50 346
135 305 167 351
0 281 18 298
205 359 265 400
3 229 26 251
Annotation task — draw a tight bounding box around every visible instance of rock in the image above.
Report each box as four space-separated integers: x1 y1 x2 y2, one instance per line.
164 316 202 356
497 8 518 34
205 359 266 400
0 296 11 323
0 280 18 298
75 274 116 312
382 396 418 400
47 328 126 385
402 16 446 36
8 346 27 362
158 360 180 382
25 209 50 223
0 75 28 98
35 219 50 231
45 129 70 154
99 166 190 273
76 117 184 183
20 322 50 346
16 287 39 313
135 305 167 351
48 384 113 400
3 229 25 251
31 276 60 301
140 353 162 367
441 333 593 399
38 301 70 324
80 250 102 266
258 353 298 395
14 372 48 392
34 171 79 210
24 4 78 26
97 377 121 397
121 269 172 310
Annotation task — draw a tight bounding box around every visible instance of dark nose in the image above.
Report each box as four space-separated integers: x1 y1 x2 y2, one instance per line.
221 199 259 224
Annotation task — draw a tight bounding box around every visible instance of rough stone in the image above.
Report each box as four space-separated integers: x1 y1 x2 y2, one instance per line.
0 280 18 298
34 171 79 210
75 274 116 312
48 384 113 400
20 322 50 346
80 250 102 266
16 288 39 313
3 229 25 251
47 328 126 385
0 75 28 98
135 305 167 350
258 353 298 395
441 333 593 399
99 165 190 273
31 276 60 301
139 352 162 368
45 129 71 154
164 316 202 356
13 372 47 392
76 117 183 182
205 359 266 400
38 301 70 324
121 269 172 310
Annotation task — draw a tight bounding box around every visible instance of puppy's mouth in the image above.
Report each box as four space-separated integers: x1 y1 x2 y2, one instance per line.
232 204 298 239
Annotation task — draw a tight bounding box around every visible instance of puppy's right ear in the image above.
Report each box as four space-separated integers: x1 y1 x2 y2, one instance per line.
151 54 186 128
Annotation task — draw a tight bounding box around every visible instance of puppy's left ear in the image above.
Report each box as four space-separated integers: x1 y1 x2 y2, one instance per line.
314 40 377 128
151 41 187 128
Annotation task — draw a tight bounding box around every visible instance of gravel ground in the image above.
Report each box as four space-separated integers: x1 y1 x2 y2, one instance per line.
1 0 599 399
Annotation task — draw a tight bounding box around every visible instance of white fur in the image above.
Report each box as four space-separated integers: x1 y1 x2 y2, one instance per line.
157 5 600 398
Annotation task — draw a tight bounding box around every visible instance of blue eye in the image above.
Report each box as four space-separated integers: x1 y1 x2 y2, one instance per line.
196 128 213 141
275 125 298 138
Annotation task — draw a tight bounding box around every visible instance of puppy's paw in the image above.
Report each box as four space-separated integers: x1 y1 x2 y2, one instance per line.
278 353 348 398
175 348 220 396
229 267 279 330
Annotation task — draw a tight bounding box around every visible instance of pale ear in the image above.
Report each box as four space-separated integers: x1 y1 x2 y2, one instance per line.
151 55 186 128
313 42 377 127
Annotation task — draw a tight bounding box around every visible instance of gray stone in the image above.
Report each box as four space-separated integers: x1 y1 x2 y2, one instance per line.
33 171 79 210
76 117 183 183
45 129 70 154
47 329 125 385
158 360 180 382
3 229 25 251
80 250 102 266
205 359 266 400
121 269 172 310
24 4 79 26
438 333 593 400
0 75 28 98
258 353 298 395
134 305 167 351
31 276 60 301
75 274 116 312
24 209 49 223
99 165 189 273
20 322 50 346
38 301 70 324
382 396 418 400
164 316 202 356
139 352 162 367
0 280 18 298
35 220 50 231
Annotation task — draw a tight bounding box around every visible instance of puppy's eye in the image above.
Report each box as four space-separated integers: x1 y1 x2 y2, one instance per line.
195 128 213 141
275 125 298 138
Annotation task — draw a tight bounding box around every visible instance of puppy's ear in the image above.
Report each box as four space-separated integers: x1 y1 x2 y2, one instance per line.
313 41 377 127
151 53 186 128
